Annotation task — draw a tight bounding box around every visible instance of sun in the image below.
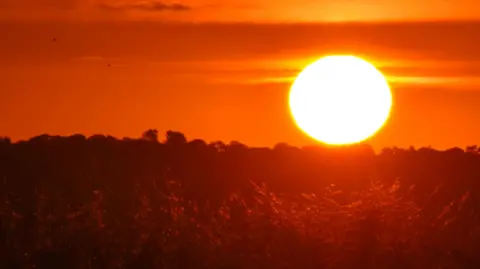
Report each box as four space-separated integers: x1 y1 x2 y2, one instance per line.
289 55 392 145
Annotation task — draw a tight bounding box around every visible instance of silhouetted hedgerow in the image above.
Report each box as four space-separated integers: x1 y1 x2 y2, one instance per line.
0 131 479 269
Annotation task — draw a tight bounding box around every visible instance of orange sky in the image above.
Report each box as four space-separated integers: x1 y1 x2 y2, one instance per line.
1 2 480 150
1 0 480 22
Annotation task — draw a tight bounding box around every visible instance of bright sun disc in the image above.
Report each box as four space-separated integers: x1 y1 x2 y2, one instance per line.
289 55 392 145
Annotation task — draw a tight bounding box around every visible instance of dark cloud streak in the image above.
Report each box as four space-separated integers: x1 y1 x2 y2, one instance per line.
100 1 191 12
0 0 79 10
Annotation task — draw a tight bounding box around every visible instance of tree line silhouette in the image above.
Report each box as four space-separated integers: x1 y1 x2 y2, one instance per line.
0 130 480 269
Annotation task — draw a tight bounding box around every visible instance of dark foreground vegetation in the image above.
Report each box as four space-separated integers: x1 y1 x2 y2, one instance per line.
1 130 480 269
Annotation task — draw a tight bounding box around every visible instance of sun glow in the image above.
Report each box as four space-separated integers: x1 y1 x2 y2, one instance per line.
289 55 392 145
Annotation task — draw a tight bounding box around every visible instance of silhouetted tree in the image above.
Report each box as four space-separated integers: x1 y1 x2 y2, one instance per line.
209 141 226 152
142 129 159 142
466 145 478 153
0 137 10 145
165 130 187 145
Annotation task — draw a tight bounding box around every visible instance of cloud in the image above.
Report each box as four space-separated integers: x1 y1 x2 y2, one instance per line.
0 0 79 10
100 1 191 12
0 0 191 15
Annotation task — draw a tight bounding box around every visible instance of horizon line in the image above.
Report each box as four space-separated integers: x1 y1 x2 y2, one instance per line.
1 133 476 152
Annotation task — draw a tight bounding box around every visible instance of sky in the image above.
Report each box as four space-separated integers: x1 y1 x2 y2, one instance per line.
1 1 480 150
1 0 480 22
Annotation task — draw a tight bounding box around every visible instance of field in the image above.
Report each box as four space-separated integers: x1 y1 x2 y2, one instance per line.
0 132 479 269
